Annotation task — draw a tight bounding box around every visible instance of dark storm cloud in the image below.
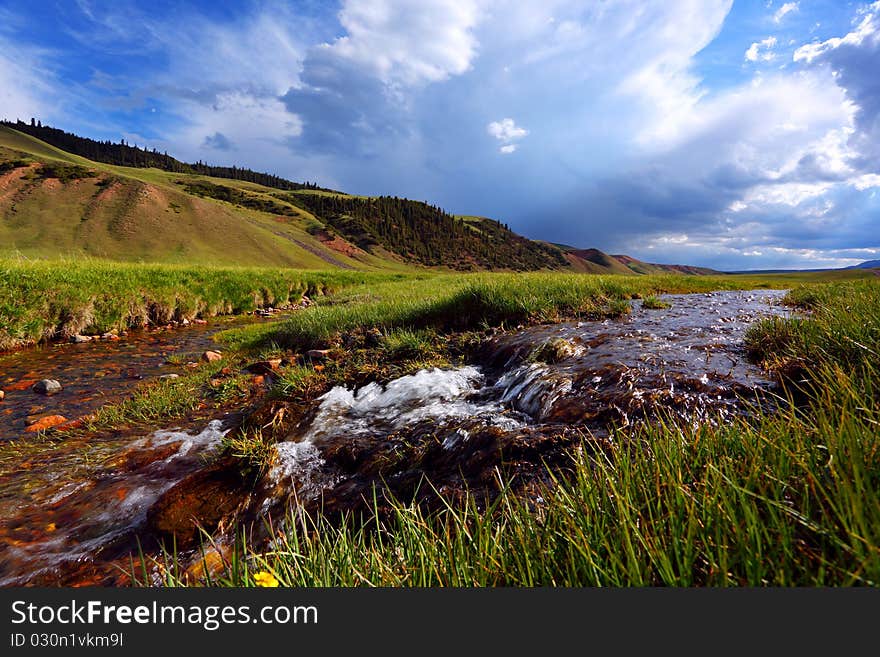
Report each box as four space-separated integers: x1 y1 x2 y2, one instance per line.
281 48 411 157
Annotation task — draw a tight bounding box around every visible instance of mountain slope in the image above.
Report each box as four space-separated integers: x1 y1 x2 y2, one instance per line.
558 246 717 276
563 248 635 274
611 254 718 276
0 129 376 269
0 126 567 271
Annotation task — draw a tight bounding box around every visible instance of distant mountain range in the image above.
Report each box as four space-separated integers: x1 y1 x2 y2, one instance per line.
728 260 880 274
557 247 719 276
0 121 717 275
846 260 880 270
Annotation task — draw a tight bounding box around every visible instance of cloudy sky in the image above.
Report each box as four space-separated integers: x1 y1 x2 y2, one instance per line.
2 0 879 270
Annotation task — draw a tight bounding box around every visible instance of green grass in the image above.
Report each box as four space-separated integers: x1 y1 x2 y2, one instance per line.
0 258 401 350
143 277 880 587
641 295 672 309
86 366 221 429
746 280 880 383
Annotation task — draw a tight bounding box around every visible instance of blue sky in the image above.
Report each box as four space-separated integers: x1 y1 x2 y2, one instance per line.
2 0 879 270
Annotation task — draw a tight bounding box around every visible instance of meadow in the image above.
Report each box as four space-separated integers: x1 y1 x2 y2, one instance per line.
2 258 877 586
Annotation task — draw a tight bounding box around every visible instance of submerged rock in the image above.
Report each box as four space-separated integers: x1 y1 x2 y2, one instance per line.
25 415 68 432
146 459 249 548
530 338 582 364
33 379 62 395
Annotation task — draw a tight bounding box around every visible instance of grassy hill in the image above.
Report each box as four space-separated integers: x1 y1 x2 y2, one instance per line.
0 126 566 271
0 126 392 269
611 253 718 276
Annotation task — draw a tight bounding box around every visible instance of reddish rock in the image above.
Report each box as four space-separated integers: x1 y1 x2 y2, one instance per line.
202 350 222 363
146 460 248 548
25 415 69 432
185 546 228 582
6 379 37 391
0 390 4 401
54 418 85 432
251 375 266 387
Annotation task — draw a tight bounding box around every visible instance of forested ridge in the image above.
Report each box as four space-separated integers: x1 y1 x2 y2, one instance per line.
290 193 567 270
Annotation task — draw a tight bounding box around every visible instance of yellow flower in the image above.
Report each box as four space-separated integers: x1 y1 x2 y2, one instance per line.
253 571 279 587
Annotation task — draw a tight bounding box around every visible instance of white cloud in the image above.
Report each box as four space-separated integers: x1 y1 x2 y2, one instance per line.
745 36 777 62
615 1 734 147
0 36 54 122
488 117 528 154
743 182 833 207
326 0 484 87
793 9 879 63
177 92 302 146
488 117 528 142
774 2 799 24
851 173 880 190
634 67 851 153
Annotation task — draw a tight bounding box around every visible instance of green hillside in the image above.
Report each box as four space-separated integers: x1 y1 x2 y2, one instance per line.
0 126 391 269
0 126 567 271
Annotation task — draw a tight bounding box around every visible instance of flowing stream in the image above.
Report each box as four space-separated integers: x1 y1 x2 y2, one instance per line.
269 289 790 504
0 289 789 585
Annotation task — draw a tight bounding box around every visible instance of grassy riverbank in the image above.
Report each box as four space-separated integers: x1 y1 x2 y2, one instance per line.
219 271 808 351
158 277 878 587
0 258 401 351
